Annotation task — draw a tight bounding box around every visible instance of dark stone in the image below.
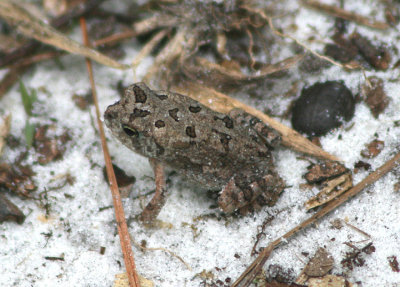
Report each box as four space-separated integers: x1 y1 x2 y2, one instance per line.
291 81 355 136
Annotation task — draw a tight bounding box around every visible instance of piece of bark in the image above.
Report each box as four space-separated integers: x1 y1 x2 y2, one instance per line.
305 161 348 184
360 139 384 159
361 76 389 118
305 173 353 210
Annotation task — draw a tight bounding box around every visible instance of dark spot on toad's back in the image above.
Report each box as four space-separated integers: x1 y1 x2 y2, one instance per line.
189 106 202 113
133 86 147 103
186 126 196 138
155 120 165 128
223 116 234 129
169 108 179 122
212 129 231 152
213 115 234 129
132 108 150 118
291 81 355 136
249 117 261 127
156 94 168 100
219 133 231 152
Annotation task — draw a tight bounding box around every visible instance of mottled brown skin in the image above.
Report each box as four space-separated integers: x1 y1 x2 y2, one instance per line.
104 83 285 220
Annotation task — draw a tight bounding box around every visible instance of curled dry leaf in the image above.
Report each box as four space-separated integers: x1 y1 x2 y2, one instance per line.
305 173 353 210
303 248 334 277
0 0 128 70
296 247 334 285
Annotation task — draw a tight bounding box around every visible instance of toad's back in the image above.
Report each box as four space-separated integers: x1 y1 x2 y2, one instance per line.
104 83 278 189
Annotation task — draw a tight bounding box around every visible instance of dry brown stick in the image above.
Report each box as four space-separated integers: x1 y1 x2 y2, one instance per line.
0 0 105 68
0 51 64 99
232 150 400 287
131 29 169 81
0 66 29 99
301 0 390 30
79 18 141 287
0 1 127 69
174 82 340 162
93 15 177 47
4 51 63 69
93 30 139 47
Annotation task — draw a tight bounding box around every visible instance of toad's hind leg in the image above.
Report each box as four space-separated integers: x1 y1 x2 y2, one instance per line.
228 108 281 148
139 159 168 225
218 171 285 214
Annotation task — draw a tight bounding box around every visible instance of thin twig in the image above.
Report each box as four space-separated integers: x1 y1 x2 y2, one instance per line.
131 29 169 81
232 151 400 287
5 51 63 69
130 236 192 271
301 0 390 30
0 0 105 68
345 222 371 239
79 18 141 287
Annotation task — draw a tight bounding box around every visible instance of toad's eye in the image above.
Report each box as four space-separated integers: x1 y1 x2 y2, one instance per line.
122 124 139 137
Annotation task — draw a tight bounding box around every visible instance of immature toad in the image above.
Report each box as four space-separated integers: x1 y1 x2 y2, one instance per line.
104 83 285 223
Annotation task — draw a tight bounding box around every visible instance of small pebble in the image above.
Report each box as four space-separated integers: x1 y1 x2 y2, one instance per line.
291 81 355 136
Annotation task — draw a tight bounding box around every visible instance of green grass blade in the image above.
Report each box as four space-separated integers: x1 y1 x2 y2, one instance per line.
25 119 35 149
19 80 32 116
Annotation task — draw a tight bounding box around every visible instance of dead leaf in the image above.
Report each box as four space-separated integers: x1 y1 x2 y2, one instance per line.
303 248 334 277
360 139 385 159
0 163 36 196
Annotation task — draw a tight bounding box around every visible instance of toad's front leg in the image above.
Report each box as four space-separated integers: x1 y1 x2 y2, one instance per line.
139 159 168 224
218 171 285 214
